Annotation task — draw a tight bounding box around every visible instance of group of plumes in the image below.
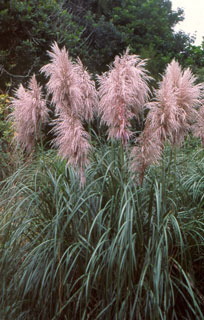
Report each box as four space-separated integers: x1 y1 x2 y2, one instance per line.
11 42 204 185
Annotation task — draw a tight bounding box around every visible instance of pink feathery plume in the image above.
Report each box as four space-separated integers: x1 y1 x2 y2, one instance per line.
41 42 83 117
52 112 91 186
130 119 163 185
98 49 151 144
41 42 95 184
147 73 180 144
165 60 202 145
28 74 49 131
10 74 48 153
148 60 202 146
130 60 202 184
75 57 98 121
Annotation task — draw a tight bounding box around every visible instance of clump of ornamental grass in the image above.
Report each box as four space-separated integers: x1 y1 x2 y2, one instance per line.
41 42 97 184
0 145 204 320
10 74 49 153
131 60 203 183
97 49 151 144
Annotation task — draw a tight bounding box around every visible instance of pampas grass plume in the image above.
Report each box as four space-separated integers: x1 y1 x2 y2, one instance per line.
131 59 203 183
98 49 151 144
41 42 97 185
10 74 48 153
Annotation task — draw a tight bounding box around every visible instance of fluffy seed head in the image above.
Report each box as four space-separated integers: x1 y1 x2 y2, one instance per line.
130 119 163 184
41 42 97 121
41 42 96 184
10 74 48 153
98 49 151 144
41 42 83 116
52 112 91 185
75 58 98 121
130 60 203 183
146 60 202 146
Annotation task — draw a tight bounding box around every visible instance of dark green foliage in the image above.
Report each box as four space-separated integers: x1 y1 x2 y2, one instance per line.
1 0 200 91
64 0 194 78
177 43 204 81
0 0 83 91
0 94 16 180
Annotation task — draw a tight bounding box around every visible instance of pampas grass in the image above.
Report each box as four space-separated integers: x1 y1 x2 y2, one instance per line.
75 57 98 122
1 144 204 320
41 42 83 117
52 114 91 186
41 42 97 184
2 44 204 320
9 47 204 188
97 49 151 144
10 74 49 153
131 60 203 183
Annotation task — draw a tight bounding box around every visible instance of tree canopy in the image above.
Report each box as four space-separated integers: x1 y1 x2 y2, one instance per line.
0 0 203 91
0 0 83 90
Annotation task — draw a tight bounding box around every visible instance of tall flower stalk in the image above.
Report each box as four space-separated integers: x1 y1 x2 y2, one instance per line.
97 49 151 145
10 74 49 153
131 60 203 183
41 42 97 184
